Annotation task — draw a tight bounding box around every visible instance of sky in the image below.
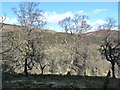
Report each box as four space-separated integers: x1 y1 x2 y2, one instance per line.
1 2 118 32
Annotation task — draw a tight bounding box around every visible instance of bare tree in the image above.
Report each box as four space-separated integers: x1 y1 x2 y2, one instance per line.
58 15 91 44
49 59 57 74
80 47 88 75
0 16 6 73
58 17 72 44
72 15 91 34
59 14 91 76
72 35 89 75
104 17 117 30
99 17 119 78
1 15 19 74
0 15 6 29
100 35 118 78
98 17 117 31
33 34 48 75
12 2 46 76
59 15 91 34
2 30 18 73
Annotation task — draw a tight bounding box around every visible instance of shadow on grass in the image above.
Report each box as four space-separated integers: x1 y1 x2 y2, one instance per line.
2 72 120 89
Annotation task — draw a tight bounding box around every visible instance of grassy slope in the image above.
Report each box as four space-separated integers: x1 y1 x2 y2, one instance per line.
2 24 120 89
2 24 119 76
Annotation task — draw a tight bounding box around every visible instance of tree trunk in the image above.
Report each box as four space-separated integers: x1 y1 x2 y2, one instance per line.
40 63 46 75
41 68 44 75
24 58 28 77
111 62 115 78
84 68 86 76
118 65 120 78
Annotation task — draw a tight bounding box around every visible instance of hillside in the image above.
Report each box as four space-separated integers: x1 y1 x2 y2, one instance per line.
86 30 119 37
2 24 119 77
2 23 56 34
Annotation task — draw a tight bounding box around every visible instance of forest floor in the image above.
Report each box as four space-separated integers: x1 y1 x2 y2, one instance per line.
2 73 120 90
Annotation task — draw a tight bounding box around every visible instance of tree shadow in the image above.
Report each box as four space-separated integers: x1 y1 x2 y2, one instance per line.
2 71 120 89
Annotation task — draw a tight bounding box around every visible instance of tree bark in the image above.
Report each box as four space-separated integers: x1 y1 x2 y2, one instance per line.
111 62 115 78
24 58 28 77
41 67 44 75
118 65 120 78
40 63 47 75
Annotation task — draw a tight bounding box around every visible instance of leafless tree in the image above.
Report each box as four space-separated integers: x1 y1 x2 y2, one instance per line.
33 34 48 75
72 35 89 75
104 17 117 30
0 15 6 71
59 14 91 76
1 15 19 74
80 47 88 75
100 35 119 78
12 2 47 76
59 15 91 34
99 17 120 78
0 15 6 29
58 15 91 44
98 17 117 31
72 15 91 34
49 59 57 74
2 30 18 73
